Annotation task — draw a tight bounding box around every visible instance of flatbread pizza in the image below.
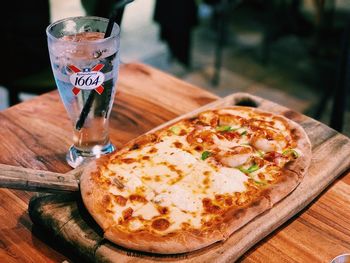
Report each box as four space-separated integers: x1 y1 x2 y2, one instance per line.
80 106 311 254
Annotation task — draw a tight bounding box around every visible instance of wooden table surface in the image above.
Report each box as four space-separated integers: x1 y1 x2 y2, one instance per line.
0 63 349 263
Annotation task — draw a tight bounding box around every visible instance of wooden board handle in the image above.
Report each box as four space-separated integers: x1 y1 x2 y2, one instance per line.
0 164 79 193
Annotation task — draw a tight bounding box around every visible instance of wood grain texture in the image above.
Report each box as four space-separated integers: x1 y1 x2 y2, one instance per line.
0 62 217 263
1 63 350 263
0 164 79 193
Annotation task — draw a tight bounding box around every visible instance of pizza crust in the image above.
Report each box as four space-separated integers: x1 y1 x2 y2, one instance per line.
212 109 311 239
284 119 312 178
79 106 312 254
247 108 311 206
219 195 270 239
80 156 116 231
104 224 223 254
264 112 311 205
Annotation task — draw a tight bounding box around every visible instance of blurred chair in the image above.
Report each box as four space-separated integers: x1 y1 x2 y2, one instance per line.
260 0 315 64
0 0 54 106
314 15 350 132
202 0 242 86
153 0 199 68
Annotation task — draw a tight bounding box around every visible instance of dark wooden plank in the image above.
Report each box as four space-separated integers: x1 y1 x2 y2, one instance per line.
27 92 350 262
0 164 78 193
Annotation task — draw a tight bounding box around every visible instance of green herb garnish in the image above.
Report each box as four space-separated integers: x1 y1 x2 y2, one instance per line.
247 163 259 173
201 151 212 160
240 130 247 136
170 126 181 135
216 125 234 132
282 149 299 158
239 163 259 174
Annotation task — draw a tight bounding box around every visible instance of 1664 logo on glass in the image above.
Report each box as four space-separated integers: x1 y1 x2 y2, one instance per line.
68 64 105 95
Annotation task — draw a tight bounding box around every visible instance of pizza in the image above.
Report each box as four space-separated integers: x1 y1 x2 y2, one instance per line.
79 106 311 254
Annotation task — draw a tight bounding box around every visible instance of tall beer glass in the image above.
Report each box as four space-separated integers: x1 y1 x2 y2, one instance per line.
46 16 120 168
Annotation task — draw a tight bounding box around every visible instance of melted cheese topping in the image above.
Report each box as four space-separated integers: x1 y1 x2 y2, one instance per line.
164 206 202 234
128 218 144 231
153 184 203 212
210 167 247 194
133 203 160 220
101 107 301 234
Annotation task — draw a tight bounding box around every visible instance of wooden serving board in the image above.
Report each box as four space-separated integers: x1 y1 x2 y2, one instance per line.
28 92 350 263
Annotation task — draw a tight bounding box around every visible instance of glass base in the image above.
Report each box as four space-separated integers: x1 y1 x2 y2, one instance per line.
66 142 116 168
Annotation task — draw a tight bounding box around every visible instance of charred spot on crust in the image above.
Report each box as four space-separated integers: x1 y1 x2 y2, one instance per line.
121 158 136 164
134 134 158 147
148 147 158 154
157 206 169 215
122 208 134 220
202 198 222 214
130 143 139 150
194 145 203 151
129 194 147 203
173 141 183 148
152 218 170 231
149 134 158 142
113 195 127 206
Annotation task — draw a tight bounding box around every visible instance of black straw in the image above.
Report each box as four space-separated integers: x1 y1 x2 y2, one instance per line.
75 0 134 131
104 0 133 38
75 91 96 130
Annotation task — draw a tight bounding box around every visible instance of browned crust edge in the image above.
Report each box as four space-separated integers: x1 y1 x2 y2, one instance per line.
219 196 270 239
80 155 116 231
263 116 311 206
80 105 312 254
284 119 312 179
104 225 223 254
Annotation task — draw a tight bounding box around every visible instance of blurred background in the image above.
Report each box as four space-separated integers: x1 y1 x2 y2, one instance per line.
0 0 349 135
